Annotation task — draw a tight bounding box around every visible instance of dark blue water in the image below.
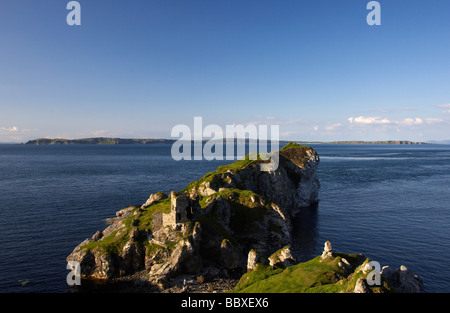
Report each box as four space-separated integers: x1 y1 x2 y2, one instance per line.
0 144 449 293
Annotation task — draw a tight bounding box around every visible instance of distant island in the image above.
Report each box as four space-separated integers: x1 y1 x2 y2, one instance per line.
25 137 175 145
24 137 428 145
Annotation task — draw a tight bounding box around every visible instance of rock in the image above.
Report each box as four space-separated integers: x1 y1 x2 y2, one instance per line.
247 249 261 271
202 266 221 281
147 238 203 288
354 278 370 293
149 263 172 290
198 182 216 196
188 144 320 215
381 265 425 293
170 239 202 274
120 241 145 273
91 230 103 241
141 192 168 208
220 239 240 270
192 222 202 246
116 206 135 218
321 241 333 260
338 258 352 272
268 246 297 268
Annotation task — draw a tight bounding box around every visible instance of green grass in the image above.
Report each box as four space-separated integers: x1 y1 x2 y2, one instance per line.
232 254 393 293
182 153 269 193
80 229 130 256
80 199 172 255
134 198 171 231
280 142 310 151
233 256 343 293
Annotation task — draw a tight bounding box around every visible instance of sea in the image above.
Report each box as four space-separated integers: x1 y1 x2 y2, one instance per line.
0 143 449 293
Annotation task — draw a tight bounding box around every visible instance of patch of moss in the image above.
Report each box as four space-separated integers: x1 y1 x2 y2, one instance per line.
80 229 130 256
198 195 214 208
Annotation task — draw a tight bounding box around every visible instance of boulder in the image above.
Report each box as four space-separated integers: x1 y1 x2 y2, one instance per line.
268 246 297 268
141 192 168 208
321 241 333 260
247 249 261 271
220 239 240 270
354 278 370 293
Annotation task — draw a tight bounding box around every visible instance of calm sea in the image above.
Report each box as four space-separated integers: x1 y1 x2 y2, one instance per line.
0 143 449 293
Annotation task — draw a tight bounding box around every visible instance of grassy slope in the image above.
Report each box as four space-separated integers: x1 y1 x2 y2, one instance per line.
232 253 393 293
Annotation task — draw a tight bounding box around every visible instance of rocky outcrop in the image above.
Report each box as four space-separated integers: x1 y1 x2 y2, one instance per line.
321 241 333 260
66 143 320 289
381 265 425 293
247 250 261 272
353 278 370 293
268 246 297 268
141 192 168 209
188 142 320 213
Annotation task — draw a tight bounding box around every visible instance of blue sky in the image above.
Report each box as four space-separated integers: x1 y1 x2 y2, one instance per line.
0 0 449 142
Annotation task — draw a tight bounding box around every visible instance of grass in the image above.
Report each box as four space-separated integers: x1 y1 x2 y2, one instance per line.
80 229 130 256
80 199 172 255
134 198 171 231
182 153 269 193
232 256 342 293
280 142 310 151
232 254 393 293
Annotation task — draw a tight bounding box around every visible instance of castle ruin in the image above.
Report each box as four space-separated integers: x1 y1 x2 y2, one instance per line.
152 191 196 231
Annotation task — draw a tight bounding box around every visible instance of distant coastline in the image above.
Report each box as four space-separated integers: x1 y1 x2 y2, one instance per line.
24 138 175 145
24 137 429 145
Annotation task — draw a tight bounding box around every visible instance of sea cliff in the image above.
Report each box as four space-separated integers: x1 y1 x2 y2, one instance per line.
67 143 424 293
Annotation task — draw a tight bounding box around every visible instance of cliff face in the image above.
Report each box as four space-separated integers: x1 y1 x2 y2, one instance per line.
67 143 320 288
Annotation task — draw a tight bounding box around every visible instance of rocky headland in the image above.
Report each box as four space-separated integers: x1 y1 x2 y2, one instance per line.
67 143 424 293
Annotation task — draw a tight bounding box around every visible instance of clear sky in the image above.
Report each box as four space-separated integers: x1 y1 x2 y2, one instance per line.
0 0 449 142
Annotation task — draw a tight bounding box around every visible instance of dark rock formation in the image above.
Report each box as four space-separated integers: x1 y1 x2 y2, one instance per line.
381 265 425 293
